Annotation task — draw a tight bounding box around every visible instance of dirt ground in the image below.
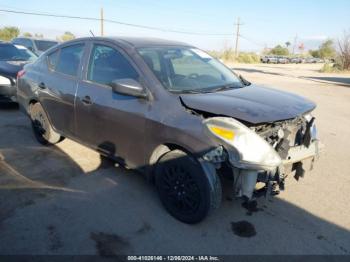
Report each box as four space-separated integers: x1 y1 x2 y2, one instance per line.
0 63 349 255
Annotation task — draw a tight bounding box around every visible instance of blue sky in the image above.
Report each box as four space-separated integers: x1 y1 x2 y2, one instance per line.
0 0 349 51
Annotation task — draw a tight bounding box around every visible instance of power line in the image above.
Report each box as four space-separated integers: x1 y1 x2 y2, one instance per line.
0 8 232 36
239 34 266 47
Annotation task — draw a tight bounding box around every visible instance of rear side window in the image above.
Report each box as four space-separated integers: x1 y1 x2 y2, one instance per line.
12 38 23 45
17 39 34 50
87 44 138 86
35 40 58 51
56 44 84 77
47 50 59 70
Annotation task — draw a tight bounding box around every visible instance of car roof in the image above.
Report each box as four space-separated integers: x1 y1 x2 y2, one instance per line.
0 42 33 51
0 42 15 46
65 36 192 48
14 37 58 42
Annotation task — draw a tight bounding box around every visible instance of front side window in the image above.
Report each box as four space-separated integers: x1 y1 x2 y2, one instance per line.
22 39 34 50
138 47 243 93
56 44 84 76
88 44 139 86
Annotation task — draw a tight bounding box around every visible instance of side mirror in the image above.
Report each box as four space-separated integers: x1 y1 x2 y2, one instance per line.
239 75 251 86
110 78 147 98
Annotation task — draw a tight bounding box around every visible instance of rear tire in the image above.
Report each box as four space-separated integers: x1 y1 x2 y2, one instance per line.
155 150 220 224
30 103 63 145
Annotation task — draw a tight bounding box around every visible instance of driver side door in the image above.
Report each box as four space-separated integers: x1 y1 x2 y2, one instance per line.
75 42 148 168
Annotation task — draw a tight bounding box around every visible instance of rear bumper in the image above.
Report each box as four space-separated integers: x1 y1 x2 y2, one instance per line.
0 83 17 98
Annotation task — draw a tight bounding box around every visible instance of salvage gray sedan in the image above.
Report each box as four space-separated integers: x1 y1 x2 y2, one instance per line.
17 37 320 223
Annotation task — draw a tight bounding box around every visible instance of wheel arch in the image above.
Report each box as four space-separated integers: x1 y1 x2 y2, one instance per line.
27 99 61 137
151 143 223 215
148 143 194 168
28 99 39 113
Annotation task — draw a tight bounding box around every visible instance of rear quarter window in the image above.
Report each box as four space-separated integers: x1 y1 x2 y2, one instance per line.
35 40 58 52
47 50 59 70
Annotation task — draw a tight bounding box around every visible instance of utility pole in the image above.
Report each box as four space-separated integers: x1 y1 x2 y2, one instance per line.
234 17 243 57
100 8 104 36
292 34 298 55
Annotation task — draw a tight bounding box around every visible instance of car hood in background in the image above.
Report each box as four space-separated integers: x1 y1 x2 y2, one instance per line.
0 60 28 78
180 85 316 124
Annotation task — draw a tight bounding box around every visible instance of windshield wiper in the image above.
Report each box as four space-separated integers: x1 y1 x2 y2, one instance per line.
169 89 202 94
202 84 241 93
168 83 241 94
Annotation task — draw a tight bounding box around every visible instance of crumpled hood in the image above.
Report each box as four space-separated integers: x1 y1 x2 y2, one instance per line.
180 85 316 124
0 60 27 78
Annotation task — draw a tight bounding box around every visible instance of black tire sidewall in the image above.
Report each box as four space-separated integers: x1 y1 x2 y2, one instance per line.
155 150 211 224
30 103 60 145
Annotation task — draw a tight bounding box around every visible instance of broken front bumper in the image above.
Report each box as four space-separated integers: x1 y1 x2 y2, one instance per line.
229 139 321 200
283 140 320 165
202 116 322 201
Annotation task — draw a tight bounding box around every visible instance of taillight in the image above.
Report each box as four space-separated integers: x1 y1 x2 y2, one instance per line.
17 69 26 79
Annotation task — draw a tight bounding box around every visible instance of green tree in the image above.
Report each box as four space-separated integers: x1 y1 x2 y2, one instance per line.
285 41 291 48
22 32 32 37
319 39 336 59
58 31 75 42
269 45 289 56
0 26 20 41
309 49 320 58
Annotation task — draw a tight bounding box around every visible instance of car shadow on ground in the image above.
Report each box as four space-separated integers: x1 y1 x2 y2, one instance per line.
0 100 19 110
0 105 349 255
300 76 350 87
234 67 350 88
234 67 288 77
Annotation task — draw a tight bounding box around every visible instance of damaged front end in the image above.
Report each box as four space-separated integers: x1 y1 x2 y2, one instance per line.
202 115 321 201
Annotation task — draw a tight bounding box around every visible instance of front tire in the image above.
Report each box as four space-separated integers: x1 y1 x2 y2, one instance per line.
30 103 63 145
155 150 220 224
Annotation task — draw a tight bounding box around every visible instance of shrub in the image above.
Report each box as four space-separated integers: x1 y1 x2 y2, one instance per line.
0 26 20 41
236 53 260 63
320 63 341 73
269 45 289 56
208 49 260 64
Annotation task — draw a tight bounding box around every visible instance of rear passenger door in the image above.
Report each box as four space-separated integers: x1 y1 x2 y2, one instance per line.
38 43 85 137
75 42 148 168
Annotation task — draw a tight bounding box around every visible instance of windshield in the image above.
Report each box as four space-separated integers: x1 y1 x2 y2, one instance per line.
137 47 243 93
34 40 58 51
0 44 38 61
